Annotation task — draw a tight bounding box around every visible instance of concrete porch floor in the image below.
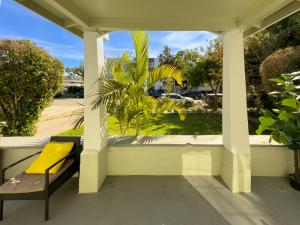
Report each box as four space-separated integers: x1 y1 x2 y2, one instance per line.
1 176 300 225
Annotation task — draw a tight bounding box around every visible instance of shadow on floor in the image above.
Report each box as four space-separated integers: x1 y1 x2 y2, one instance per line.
1 176 300 225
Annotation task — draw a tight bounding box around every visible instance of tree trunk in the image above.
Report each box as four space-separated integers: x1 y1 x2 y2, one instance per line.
294 150 300 181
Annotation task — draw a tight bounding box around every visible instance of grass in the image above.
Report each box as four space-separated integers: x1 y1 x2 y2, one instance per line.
58 112 259 136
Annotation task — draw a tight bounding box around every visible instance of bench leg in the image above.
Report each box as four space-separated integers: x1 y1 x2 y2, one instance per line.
45 197 49 221
0 200 3 221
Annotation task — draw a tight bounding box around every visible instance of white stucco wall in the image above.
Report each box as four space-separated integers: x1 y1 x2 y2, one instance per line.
0 135 293 180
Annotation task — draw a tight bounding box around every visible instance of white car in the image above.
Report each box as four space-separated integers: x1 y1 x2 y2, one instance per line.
160 93 194 105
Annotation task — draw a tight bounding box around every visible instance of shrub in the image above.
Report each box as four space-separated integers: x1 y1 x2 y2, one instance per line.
260 46 300 91
256 72 300 182
0 106 6 136
0 39 64 136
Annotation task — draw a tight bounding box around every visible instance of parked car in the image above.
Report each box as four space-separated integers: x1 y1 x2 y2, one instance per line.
181 90 203 100
160 93 194 105
202 90 213 97
148 89 166 98
205 93 222 103
75 90 84 98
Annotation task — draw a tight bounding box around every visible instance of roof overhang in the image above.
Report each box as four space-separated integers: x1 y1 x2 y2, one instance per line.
14 0 300 38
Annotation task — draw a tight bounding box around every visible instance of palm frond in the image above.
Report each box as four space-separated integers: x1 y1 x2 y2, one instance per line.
73 113 84 129
131 31 149 86
113 71 132 85
141 96 186 121
107 52 134 85
147 65 183 90
92 78 127 110
155 98 186 121
71 104 84 129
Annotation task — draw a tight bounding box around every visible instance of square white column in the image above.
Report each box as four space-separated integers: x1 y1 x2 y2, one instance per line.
79 31 108 193
221 30 251 193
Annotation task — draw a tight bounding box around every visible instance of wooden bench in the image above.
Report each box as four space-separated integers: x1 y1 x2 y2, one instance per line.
0 136 82 221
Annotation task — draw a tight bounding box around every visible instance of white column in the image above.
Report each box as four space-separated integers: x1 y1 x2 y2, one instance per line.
79 31 108 193
221 30 251 193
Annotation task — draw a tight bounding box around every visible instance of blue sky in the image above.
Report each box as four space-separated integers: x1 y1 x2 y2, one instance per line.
0 0 216 68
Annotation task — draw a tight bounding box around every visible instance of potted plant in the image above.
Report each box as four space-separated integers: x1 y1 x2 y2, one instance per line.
256 72 300 190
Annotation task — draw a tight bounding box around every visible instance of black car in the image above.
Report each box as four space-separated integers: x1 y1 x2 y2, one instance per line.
181 90 203 100
75 90 84 98
148 89 166 98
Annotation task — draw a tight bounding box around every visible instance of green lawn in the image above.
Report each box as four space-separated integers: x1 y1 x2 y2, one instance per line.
58 113 258 136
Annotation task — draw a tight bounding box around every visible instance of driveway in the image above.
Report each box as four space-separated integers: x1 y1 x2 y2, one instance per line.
36 98 83 136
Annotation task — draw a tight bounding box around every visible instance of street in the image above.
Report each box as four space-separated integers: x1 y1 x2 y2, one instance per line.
36 98 83 136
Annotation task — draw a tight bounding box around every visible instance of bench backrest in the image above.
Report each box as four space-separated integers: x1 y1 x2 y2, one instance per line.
49 136 82 165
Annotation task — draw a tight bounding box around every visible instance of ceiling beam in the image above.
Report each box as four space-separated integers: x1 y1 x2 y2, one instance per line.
91 18 237 32
44 0 91 28
244 0 300 37
15 0 64 27
15 0 83 37
238 0 290 28
63 19 77 28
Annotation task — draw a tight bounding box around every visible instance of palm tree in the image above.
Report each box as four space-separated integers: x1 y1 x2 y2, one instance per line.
92 31 185 136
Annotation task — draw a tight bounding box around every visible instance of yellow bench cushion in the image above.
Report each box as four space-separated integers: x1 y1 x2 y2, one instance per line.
25 142 74 174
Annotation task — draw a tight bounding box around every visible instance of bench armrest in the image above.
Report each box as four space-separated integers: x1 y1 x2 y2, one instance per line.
44 151 77 189
1 151 42 184
2 151 42 173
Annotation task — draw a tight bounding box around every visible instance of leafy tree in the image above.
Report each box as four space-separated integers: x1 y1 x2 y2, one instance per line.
174 49 200 77
244 11 300 90
158 45 175 66
245 30 281 89
92 32 185 136
256 72 300 182
0 106 6 135
0 39 64 136
66 63 84 79
267 11 300 48
260 46 300 91
158 46 201 91
187 40 223 109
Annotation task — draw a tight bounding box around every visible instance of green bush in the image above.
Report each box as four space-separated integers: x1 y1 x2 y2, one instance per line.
260 46 300 91
256 72 300 181
0 40 64 136
0 106 5 135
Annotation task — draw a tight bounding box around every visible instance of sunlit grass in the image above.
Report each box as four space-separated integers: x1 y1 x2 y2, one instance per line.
58 113 258 136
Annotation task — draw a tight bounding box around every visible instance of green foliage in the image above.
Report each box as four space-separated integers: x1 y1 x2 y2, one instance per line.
244 11 300 90
158 46 175 66
260 46 300 91
174 49 200 76
0 106 6 135
187 40 223 109
92 32 185 136
256 72 300 180
0 39 64 136
159 45 201 90
187 40 222 87
244 30 279 88
256 72 300 150
267 11 300 48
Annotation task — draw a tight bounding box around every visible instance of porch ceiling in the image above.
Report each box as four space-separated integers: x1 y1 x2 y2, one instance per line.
15 0 300 37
